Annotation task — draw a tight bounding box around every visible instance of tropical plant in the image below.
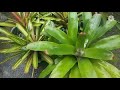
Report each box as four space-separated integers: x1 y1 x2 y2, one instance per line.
0 12 55 76
0 12 120 78
24 12 120 78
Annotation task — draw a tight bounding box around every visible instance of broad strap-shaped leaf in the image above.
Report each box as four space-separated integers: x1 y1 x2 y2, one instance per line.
84 13 101 37
46 44 76 55
49 56 76 78
100 12 108 25
12 50 31 70
24 41 58 51
68 12 78 45
0 45 22 53
94 60 120 78
91 60 111 78
81 48 114 60
25 41 76 55
93 16 117 41
54 57 64 64
44 26 73 45
39 64 56 78
48 36 60 44
69 64 81 78
64 71 70 78
90 35 120 50
78 58 97 78
83 13 102 46
82 12 92 29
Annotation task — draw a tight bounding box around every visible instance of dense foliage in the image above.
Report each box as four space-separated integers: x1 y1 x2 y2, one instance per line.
0 12 120 78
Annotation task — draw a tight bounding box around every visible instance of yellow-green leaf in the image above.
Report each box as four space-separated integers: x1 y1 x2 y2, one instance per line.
50 56 76 78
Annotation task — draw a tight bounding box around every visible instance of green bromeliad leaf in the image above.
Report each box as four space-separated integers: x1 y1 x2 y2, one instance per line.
84 13 101 38
81 48 114 60
78 58 97 78
68 12 78 45
69 64 81 78
44 26 73 45
92 16 117 41
82 12 92 29
83 14 117 47
25 41 76 55
90 35 120 50
91 60 111 78
49 56 76 78
94 60 120 78
39 64 56 78
83 13 102 46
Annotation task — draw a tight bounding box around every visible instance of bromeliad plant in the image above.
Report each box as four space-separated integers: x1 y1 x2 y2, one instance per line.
0 12 55 75
24 12 120 78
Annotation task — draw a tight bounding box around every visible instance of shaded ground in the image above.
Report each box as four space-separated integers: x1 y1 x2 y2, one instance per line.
0 12 120 78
